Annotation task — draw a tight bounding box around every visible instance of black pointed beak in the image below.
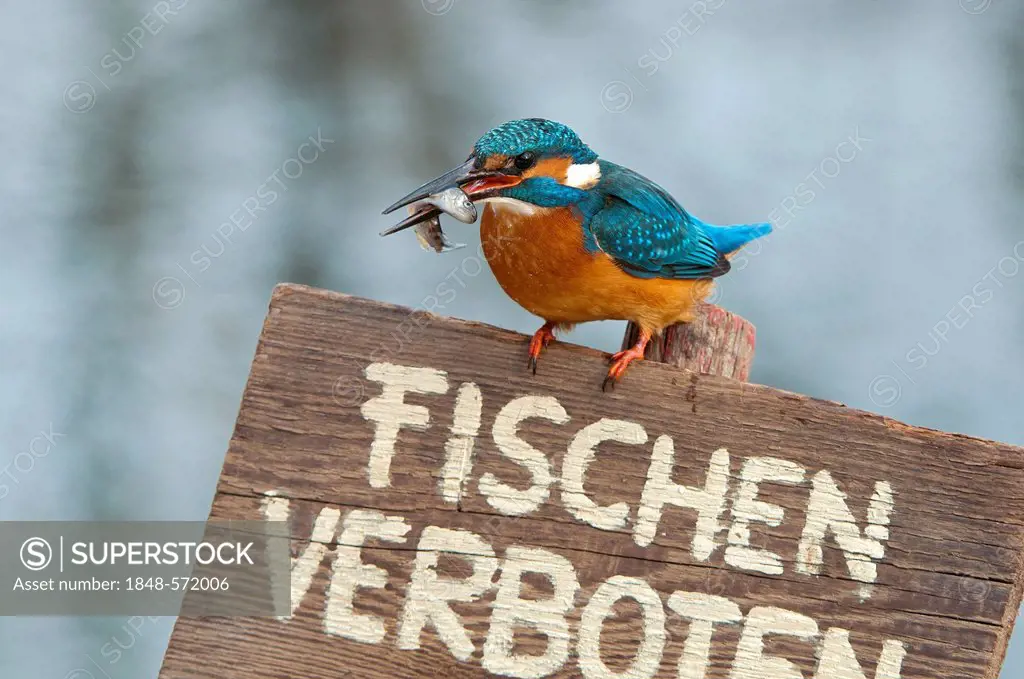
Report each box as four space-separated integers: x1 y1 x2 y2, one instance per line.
381 157 478 215
379 206 440 236
381 155 525 237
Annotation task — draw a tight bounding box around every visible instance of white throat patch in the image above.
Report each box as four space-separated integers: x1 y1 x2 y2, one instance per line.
565 161 601 189
481 196 540 216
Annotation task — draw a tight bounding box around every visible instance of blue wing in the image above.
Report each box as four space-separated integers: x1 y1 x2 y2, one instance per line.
585 162 729 280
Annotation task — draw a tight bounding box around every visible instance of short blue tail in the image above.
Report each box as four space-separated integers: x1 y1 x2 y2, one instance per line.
700 221 773 255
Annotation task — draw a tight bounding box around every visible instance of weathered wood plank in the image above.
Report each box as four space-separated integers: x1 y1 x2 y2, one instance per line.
160 284 1024 679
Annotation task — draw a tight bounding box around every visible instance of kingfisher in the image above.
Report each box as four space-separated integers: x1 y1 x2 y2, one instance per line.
382 118 771 389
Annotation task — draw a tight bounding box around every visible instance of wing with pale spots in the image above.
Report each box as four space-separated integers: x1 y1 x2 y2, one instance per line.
588 162 730 280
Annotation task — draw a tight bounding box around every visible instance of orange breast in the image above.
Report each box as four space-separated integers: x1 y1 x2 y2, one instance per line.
479 202 713 333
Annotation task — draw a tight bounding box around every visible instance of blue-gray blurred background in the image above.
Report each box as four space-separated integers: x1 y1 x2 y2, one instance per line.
1 0 1021 676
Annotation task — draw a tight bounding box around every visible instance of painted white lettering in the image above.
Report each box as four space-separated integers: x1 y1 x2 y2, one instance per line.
399 527 497 661
730 606 819 679
725 457 806 575
578 576 666 679
667 591 743 679
483 547 580 678
261 494 340 620
562 418 647 531
479 396 570 516
796 472 894 597
439 382 483 504
813 629 906 679
635 443 730 560
360 362 449 489
324 509 411 643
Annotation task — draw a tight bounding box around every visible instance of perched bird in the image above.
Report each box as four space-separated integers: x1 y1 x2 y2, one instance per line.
383 118 771 388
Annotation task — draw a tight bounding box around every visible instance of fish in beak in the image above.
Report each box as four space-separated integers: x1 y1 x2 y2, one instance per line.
380 155 523 236
412 212 466 254
381 186 477 252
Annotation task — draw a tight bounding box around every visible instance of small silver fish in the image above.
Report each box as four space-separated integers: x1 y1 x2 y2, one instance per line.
412 211 466 253
382 186 476 253
423 186 477 224
403 186 476 253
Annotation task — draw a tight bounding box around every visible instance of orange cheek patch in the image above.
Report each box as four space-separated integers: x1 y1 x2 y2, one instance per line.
482 154 510 171
524 157 572 182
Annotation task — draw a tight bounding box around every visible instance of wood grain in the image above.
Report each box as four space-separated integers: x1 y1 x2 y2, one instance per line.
159 284 1024 679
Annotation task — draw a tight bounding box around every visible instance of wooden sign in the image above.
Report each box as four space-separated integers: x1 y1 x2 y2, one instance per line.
160 283 1024 679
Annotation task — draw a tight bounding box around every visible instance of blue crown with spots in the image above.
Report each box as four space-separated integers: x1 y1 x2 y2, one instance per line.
474 118 598 164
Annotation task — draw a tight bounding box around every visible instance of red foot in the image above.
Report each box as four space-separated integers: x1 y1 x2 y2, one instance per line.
603 331 651 391
527 322 556 374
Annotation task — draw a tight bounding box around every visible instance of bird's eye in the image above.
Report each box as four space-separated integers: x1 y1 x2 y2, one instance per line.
514 151 537 170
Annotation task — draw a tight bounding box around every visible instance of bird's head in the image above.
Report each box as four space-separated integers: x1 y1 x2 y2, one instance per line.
383 119 601 230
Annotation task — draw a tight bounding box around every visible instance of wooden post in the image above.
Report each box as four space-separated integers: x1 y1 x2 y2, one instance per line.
623 305 757 382
160 284 1024 679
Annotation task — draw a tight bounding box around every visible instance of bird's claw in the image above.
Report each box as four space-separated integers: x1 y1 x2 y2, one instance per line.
602 342 647 391
607 349 629 365
527 323 556 375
